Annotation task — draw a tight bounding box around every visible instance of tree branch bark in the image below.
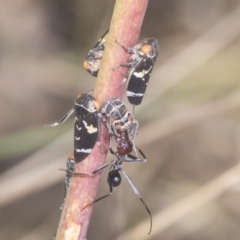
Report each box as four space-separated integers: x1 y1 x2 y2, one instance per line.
56 0 149 239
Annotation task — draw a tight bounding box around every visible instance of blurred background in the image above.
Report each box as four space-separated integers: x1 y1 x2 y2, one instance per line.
1 0 240 239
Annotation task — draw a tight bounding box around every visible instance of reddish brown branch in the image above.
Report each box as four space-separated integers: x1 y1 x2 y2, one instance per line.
56 0 149 239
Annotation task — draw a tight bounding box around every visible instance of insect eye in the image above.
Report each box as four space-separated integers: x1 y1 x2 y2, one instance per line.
141 44 152 54
83 60 90 70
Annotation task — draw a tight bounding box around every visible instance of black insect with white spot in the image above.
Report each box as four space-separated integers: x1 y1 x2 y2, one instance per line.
116 38 159 106
83 30 108 77
45 93 101 162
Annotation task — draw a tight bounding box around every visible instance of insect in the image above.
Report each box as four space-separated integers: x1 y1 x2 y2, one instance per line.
45 93 101 162
70 143 152 235
83 30 109 77
116 38 159 106
101 98 139 155
60 153 75 209
65 153 75 193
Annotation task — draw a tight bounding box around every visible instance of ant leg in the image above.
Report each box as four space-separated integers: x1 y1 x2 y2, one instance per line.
137 147 147 160
121 169 152 235
91 162 113 174
123 153 146 163
132 140 138 157
59 161 112 178
45 107 75 127
80 166 119 211
131 142 147 160
82 183 113 211
109 146 115 155
60 161 114 210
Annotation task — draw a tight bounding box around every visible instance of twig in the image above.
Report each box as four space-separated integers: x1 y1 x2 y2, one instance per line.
55 1 149 239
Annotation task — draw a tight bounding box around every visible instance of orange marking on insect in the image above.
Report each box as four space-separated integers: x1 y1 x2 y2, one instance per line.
141 44 152 55
94 100 101 110
83 60 89 70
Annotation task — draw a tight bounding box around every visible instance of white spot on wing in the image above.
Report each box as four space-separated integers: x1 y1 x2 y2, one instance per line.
76 124 82 131
127 91 144 97
76 148 92 153
133 71 145 78
82 120 98 134
133 66 153 79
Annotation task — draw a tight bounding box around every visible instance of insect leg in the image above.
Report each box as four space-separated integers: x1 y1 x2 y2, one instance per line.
123 153 146 163
136 146 147 160
115 39 134 54
81 163 115 210
82 184 113 211
45 107 75 127
121 169 152 235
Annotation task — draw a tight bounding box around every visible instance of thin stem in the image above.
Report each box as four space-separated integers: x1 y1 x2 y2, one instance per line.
55 1 149 239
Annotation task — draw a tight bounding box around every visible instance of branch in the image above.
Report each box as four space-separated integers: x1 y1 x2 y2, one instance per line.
55 0 149 239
